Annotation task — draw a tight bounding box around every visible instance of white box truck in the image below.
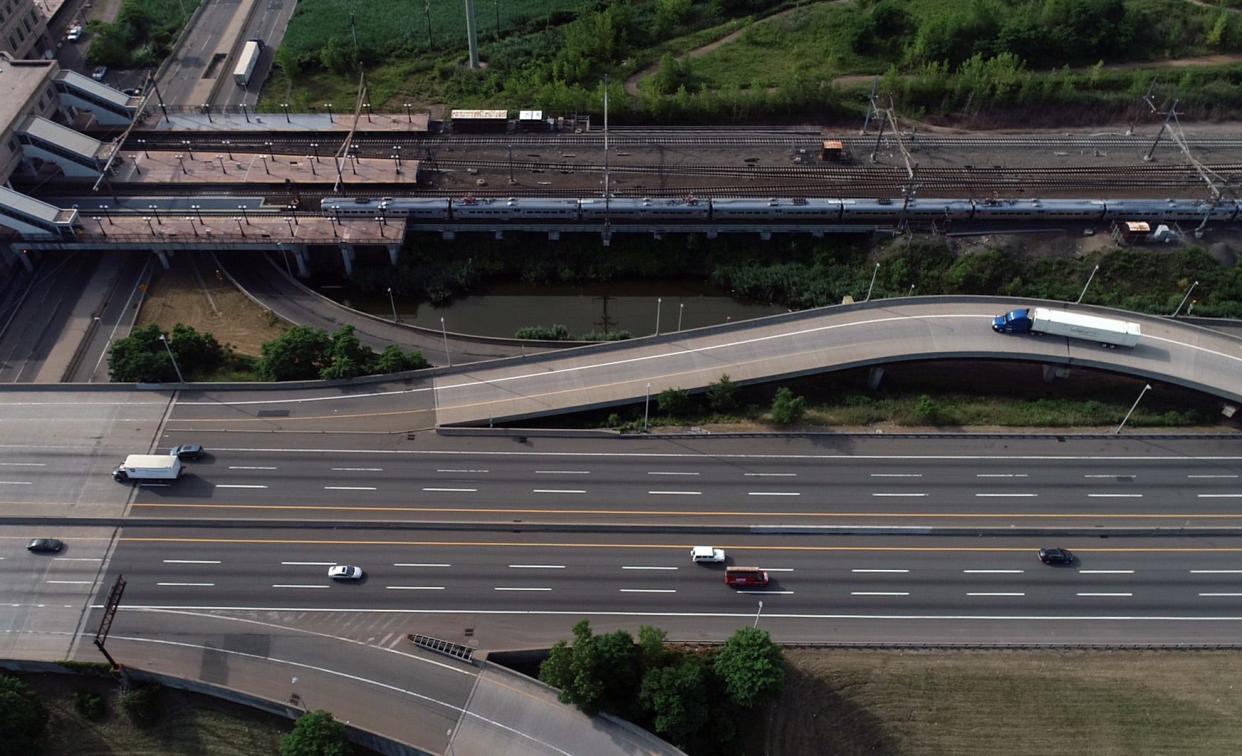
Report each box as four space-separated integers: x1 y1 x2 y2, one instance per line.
113 454 183 483
992 306 1141 348
233 39 262 87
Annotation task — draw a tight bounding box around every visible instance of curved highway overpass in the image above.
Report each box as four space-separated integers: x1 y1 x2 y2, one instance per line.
167 296 1242 430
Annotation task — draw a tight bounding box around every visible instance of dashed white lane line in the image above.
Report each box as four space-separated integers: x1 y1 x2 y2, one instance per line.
1188 474 1238 479
325 486 377 491
963 569 1025 574
976 493 1037 497
229 466 277 470
764 568 795 573
0 481 31 485
423 487 477 493
394 563 451 568
53 557 101 562
977 473 1028 478
736 590 795 595
0 462 44 467
333 467 384 472
1077 592 1133 597
967 592 1025 597
870 473 923 478
273 584 330 589
620 589 676 594
436 469 486 474
138 483 170 487
216 484 268 489
1199 494 1242 498
1079 570 1136 575
852 592 909 596
45 580 92 585
852 569 909 574
532 489 586 494
281 561 335 566
1200 593 1242 597
494 587 552 592
1191 570 1242 574
157 582 215 587
649 490 701 496
622 566 678 571
1084 474 1135 479
749 491 800 497
164 560 221 564
535 470 590 475
1087 493 1143 498
872 493 927 497
386 586 445 591
648 471 700 476
509 564 566 569
744 473 797 477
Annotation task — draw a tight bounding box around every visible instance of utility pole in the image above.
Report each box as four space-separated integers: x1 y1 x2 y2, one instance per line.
861 76 879 134
464 0 480 68
425 0 433 47
1144 99 1179 162
603 73 610 227
1126 76 1159 136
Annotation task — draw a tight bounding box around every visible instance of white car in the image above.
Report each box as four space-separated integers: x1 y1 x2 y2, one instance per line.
690 546 725 564
66 25 83 42
327 565 364 580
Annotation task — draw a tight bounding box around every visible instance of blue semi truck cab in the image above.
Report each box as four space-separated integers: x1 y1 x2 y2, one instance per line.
992 309 1033 334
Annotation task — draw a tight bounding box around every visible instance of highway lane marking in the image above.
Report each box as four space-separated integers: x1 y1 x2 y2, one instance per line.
393 563 451 568
1079 570 1136 574
0 463 44 467
215 484 268 489
535 470 590 474
163 560 221 564
422 488 477 492
744 473 796 477
648 471 700 476
1200 593 1242 597
531 489 586 494
120 537 1242 554
852 569 909 573
281 561 335 566
333 467 384 472
736 590 795 595
1088 494 1143 498
1189 474 1239 479
1077 593 1133 597
620 589 676 594
385 586 445 591
649 490 701 496
156 582 215 587
1191 570 1242 574
229 466 277 470
138 483 171 487
45 580 92 585
1200 494 1242 498
509 564 565 569
967 593 1025 597
872 493 927 497
1084 474 1135 479
852 592 909 596
749 492 800 496
963 569 1024 574
976 474 1028 478
272 584 330 589
494 587 551 592
324 486 377 491
201 447 1242 463
870 474 923 478
0 481 31 485
976 493 1038 497
622 566 678 571
436 469 485 473
764 568 796 572
52 557 101 561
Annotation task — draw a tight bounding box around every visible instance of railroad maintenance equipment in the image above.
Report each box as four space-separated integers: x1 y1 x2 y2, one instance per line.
992 307 1141 348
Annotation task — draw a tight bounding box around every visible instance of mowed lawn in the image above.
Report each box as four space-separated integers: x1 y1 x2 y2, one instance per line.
752 650 1242 755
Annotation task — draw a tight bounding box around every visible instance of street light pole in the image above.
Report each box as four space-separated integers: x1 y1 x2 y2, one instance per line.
677 302 684 332
1171 280 1199 317
864 262 880 302
1076 264 1100 304
159 334 185 383
1114 383 1153 435
387 287 399 323
440 317 452 367
643 382 651 432
655 297 662 335
753 600 764 628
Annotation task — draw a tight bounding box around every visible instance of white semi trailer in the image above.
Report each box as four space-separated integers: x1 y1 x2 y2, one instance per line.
233 39 262 87
992 307 1141 348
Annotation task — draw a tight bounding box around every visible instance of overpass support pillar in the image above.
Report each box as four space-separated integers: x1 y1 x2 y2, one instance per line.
442 231 456 240
292 245 309 278
867 366 885 390
812 230 825 238
387 244 400 266
548 231 560 241
340 244 355 276
601 231 611 248
759 231 772 241
706 230 718 240
154 250 171 270
6 245 33 272
1042 365 1070 384
494 230 504 240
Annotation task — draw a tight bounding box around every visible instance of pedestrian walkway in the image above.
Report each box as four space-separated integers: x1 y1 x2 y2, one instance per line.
113 148 420 186
141 110 432 133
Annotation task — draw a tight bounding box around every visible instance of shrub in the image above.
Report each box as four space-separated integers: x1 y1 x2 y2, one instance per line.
713 627 785 708
0 674 47 751
770 387 806 425
74 690 106 721
706 374 739 412
282 709 351 756
656 387 693 416
120 683 160 725
515 324 573 340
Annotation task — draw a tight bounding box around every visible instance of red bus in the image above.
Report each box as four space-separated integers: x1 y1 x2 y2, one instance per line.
725 567 769 588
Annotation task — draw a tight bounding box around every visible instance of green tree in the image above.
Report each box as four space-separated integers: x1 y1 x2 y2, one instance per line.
656 387 693 416
281 710 351 756
712 627 784 708
538 620 641 717
372 345 429 374
639 658 709 747
319 326 376 380
169 323 226 376
770 387 806 425
706 374 739 413
319 35 353 74
108 323 178 383
0 674 47 753
256 326 331 381
655 0 692 36
638 625 669 669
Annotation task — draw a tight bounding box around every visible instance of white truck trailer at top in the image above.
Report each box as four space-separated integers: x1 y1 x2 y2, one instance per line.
113 454 183 483
992 306 1141 348
233 39 263 87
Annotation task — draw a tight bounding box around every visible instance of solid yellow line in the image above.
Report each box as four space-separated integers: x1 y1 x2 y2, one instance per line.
127 502 1242 519
116 536 1242 553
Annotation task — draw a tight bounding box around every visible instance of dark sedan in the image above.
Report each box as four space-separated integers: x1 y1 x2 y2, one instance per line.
27 538 64 554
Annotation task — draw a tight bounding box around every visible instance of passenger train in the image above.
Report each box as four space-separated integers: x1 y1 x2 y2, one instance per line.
320 195 1240 224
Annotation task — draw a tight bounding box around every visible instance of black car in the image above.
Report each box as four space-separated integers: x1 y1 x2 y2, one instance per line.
171 443 204 461
1038 547 1074 565
122 87 142 97
27 538 64 554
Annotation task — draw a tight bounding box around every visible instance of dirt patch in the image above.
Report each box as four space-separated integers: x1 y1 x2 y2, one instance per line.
137 254 287 357
749 649 1242 756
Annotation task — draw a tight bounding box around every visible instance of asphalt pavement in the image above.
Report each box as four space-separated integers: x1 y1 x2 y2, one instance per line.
211 0 298 108
0 254 99 383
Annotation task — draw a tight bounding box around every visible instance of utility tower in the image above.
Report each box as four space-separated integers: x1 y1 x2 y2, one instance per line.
464 0 480 68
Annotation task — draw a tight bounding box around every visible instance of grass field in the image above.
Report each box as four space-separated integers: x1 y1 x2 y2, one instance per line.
751 649 1242 755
